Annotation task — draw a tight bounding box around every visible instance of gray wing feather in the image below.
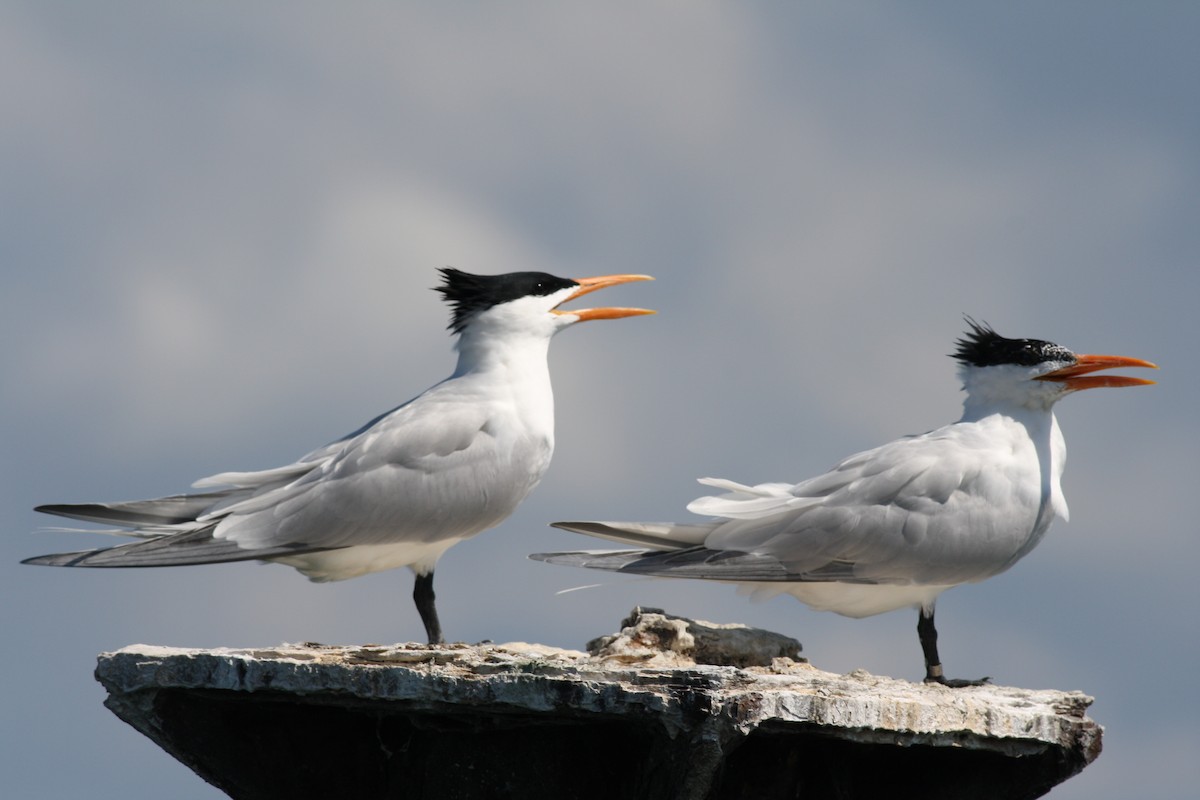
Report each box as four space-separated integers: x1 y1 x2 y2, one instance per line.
21 525 340 568
530 547 872 583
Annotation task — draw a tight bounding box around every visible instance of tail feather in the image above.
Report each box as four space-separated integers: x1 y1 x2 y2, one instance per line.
549 520 714 550
35 492 238 528
21 526 339 568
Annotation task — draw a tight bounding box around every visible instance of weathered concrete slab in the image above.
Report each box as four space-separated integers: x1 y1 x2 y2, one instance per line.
94 609 1101 799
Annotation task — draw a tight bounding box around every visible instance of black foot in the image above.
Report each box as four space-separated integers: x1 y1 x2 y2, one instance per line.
924 674 991 688
916 607 987 688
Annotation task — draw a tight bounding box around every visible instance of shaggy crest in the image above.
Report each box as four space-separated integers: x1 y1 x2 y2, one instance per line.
952 317 1075 368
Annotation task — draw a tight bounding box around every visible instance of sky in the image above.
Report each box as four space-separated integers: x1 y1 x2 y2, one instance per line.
2 2 1197 798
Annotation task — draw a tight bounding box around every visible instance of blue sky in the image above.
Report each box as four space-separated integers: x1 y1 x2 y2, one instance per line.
2 3 1197 797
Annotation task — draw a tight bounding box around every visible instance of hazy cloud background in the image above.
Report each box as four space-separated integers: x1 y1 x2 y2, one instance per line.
2 3 1197 797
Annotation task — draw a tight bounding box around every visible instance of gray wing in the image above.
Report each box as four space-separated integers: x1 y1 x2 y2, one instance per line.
202 385 543 549
28 376 542 565
544 422 1050 587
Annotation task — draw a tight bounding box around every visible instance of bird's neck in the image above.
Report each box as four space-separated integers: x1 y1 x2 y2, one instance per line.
451 330 557 438
452 329 553 379
958 364 1065 414
960 398 1056 441
959 395 1057 430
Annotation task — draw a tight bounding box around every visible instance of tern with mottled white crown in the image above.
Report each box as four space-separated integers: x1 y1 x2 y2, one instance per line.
25 268 654 644
533 320 1155 685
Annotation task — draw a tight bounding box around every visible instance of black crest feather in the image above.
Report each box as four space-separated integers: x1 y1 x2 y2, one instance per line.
952 317 1075 367
434 268 578 333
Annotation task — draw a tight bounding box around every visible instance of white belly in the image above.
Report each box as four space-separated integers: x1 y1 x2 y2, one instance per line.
738 581 957 618
273 537 467 582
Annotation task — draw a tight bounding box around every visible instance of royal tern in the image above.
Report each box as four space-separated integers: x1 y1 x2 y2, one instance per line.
533 320 1156 685
25 268 654 644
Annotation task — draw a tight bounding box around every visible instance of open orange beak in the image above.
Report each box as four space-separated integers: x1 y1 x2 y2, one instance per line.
1034 354 1159 391
552 274 656 321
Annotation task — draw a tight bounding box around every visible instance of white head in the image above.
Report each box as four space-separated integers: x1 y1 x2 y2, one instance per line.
435 269 655 347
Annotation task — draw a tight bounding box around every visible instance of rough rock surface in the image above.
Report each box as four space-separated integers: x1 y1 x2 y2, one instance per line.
94 608 1102 800
587 606 803 667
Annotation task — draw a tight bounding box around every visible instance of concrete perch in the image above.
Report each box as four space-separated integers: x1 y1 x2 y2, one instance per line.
94 608 1101 799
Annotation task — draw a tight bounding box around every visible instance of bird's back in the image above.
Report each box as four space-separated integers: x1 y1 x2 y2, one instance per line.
706 411 1064 583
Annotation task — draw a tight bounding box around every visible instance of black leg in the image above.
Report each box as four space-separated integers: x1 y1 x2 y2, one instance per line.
917 605 944 681
413 571 444 645
918 605 988 687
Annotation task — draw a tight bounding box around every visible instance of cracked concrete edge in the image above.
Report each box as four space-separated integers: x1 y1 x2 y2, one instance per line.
94 639 1102 763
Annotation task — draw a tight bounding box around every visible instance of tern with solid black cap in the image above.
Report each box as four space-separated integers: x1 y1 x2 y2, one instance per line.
533 319 1155 685
25 268 654 645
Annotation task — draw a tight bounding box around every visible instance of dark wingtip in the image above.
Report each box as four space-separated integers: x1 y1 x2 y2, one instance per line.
21 550 102 567
549 521 612 535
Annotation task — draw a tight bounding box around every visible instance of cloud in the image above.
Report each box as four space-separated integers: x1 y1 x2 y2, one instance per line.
3 3 1198 799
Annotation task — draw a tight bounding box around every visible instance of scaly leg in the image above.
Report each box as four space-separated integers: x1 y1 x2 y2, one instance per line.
413 571 444 645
